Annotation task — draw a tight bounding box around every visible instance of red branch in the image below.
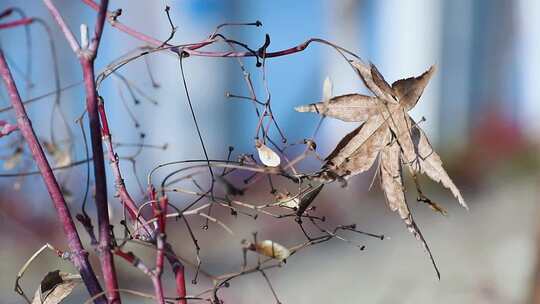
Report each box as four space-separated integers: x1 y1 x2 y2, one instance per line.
81 0 344 64
0 120 18 137
165 243 187 304
0 18 34 30
82 2 188 301
82 0 164 47
114 249 153 276
81 59 120 304
42 0 81 54
0 50 106 304
97 97 147 223
42 0 121 303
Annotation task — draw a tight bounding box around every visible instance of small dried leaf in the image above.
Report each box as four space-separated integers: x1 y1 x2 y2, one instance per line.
275 194 300 209
254 240 290 261
298 62 463 278
256 141 280 167
32 271 81 304
296 184 324 215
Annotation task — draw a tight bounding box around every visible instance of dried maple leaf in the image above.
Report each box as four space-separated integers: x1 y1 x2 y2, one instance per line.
296 60 467 278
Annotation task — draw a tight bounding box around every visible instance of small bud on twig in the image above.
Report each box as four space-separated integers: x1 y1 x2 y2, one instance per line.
80 24 89 49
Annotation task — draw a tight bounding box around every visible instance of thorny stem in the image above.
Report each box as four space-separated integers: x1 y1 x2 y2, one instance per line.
0 50 106 304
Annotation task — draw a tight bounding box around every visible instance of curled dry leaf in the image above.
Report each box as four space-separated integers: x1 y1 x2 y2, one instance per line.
296 184 324 216
253 240 291 261
296 60 466 278
32 270 81 304
256 140 280 167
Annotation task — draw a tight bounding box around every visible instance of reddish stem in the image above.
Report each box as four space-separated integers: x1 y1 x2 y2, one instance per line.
42 0 80 54
85 3 186 298
82 58 121 304
88 0 108 54
0 18 34 30
155 197 168 277
0 120 18 137
82 0 165 47
84 1 122 301
115 246 166 304
0 50 106 304
114 249 154 276
154 232 166 304
42 0 121 302
165 243 187 304
79 1 334 62
97 98 149 225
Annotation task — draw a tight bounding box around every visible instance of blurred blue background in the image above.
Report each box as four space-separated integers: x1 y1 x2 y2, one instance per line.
0 1 539 303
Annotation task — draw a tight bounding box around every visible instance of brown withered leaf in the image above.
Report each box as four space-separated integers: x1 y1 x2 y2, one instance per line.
32 270 81 304
295 184 324 216
296 60 467 278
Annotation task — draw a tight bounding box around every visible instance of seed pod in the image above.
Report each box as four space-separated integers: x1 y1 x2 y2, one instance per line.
255 140 280 167
253 240 290 261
